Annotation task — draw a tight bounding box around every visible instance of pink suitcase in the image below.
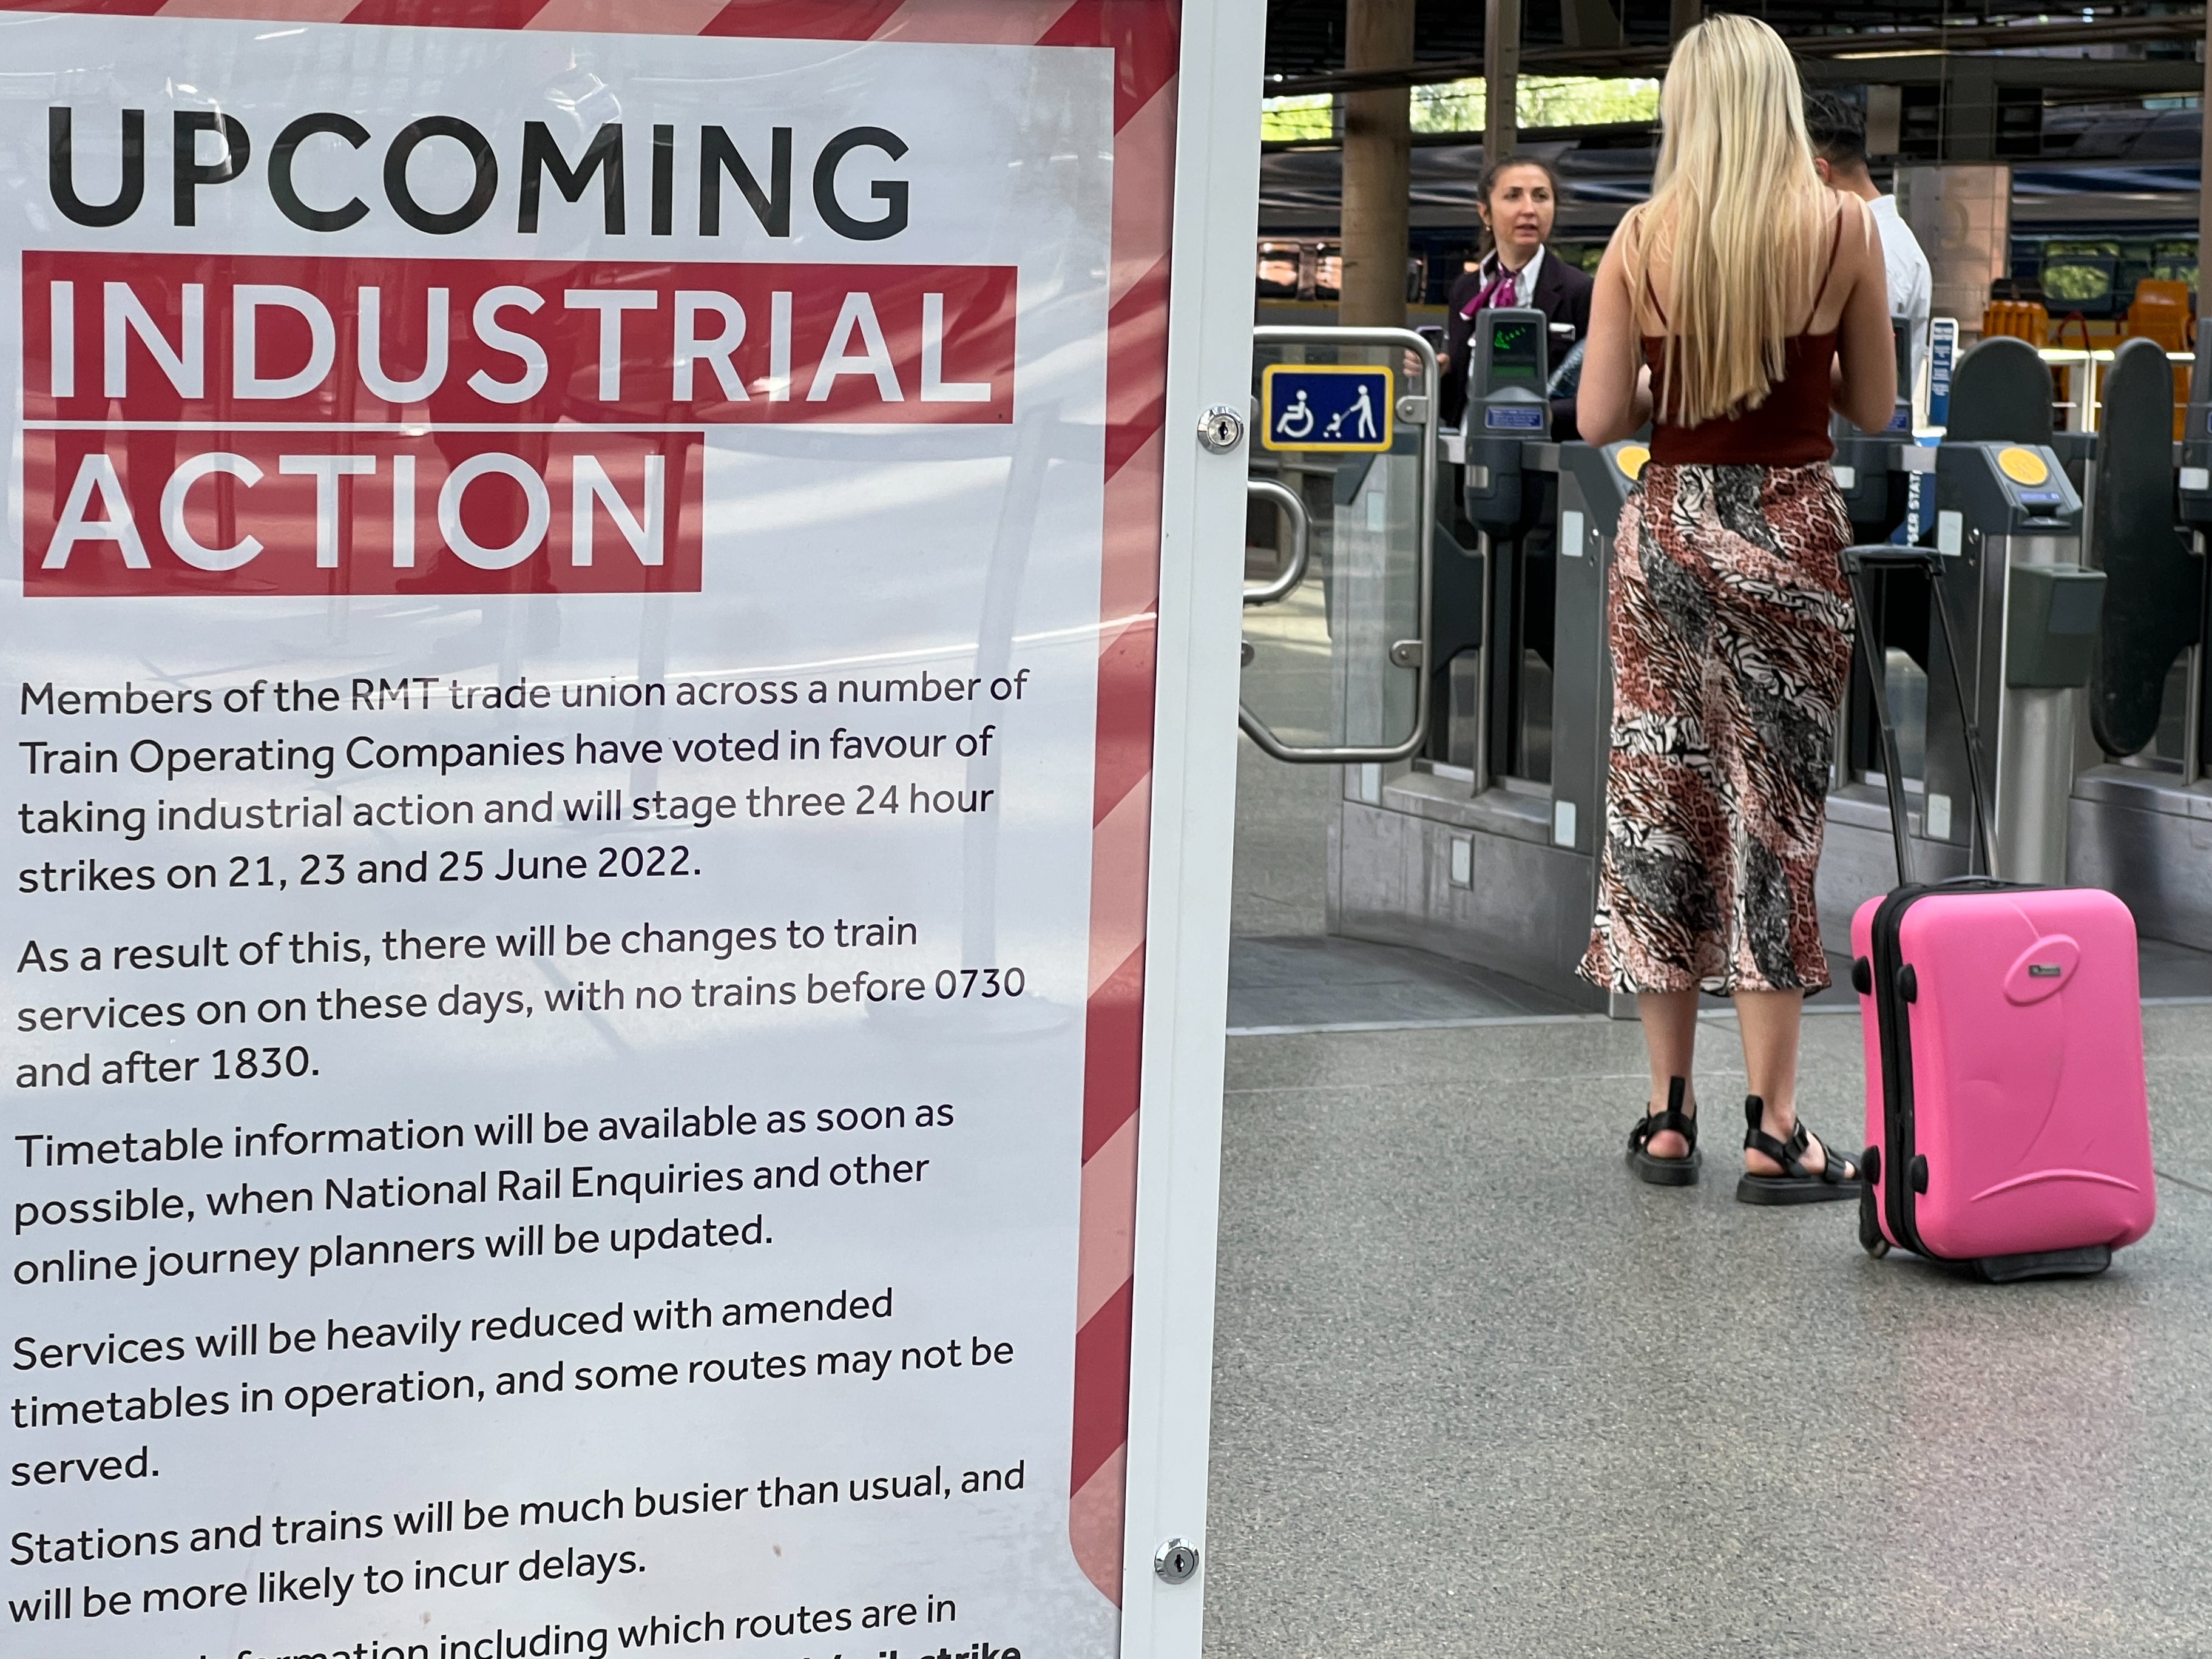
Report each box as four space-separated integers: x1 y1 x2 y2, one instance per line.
1841 548 2156 1282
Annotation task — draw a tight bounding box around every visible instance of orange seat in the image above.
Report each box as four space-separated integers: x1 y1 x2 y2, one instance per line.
1981 299 2050 344
2124 279 2190 353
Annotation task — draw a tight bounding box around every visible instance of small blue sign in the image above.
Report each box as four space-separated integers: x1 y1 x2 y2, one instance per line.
1929 317 1957 428
1260 363 1394 452
1482 404 1545 431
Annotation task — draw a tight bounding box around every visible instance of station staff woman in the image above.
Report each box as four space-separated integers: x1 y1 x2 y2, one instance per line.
1574 15 1895 1202
1439 157 1592 434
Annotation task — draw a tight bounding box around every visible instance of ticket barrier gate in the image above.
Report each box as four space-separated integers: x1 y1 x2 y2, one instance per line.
1307 308 1640 1010
1243 320 2200 1005
1816 424 2099 944
1290 309 2051 1011
1821 334 2212 955
1916 335 2207 950
2072 338 2212 948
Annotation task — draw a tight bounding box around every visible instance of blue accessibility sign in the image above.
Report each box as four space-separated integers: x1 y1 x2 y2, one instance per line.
1260 363 1394 452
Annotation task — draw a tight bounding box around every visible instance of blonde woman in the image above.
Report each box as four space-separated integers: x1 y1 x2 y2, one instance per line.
1575 15 1895 1203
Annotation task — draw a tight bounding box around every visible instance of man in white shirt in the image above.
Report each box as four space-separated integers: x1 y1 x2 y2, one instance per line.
1806 92 1933 417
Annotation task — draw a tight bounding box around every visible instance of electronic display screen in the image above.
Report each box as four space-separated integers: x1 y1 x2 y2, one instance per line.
1485 315 1543 386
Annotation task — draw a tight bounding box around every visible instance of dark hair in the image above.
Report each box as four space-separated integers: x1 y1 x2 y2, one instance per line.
1803 90 1869 170
1476 155 1560 217
1474 156 1561 254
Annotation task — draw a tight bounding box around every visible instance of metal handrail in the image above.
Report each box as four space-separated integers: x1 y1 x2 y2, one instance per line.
1239 325 1437 764
1242 478 1310 607
2037 345 2194 435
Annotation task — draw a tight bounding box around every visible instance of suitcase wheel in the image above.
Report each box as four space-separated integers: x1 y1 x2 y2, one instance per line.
1856 1172 1887 1257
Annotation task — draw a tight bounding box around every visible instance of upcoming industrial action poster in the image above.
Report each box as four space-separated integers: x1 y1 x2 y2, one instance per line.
1 4 1183 1655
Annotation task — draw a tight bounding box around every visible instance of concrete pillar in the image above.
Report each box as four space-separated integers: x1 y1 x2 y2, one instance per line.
1899 164 2012 342
1484 0 1521 169
1669 0 1700 43
1340 0 1415 327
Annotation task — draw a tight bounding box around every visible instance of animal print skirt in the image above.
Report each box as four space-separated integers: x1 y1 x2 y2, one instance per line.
1579 461 1853 995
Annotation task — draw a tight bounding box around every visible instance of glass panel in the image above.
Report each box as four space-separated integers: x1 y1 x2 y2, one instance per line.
1444 650 1481 768
1255 242 1302 299
1311 248 1343 301
1502 531 1556 784
1242 339 1426 757
1517 646 1554 782
2150 653 2190 766
1883 646 1929 782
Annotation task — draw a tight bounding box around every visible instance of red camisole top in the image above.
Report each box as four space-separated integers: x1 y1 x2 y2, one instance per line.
1642 213 1847 467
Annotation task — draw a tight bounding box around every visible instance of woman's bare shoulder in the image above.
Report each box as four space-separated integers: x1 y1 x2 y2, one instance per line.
1837 192 1889 290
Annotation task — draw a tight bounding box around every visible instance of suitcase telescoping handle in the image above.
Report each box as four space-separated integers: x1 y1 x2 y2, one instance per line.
1839 546 1997 885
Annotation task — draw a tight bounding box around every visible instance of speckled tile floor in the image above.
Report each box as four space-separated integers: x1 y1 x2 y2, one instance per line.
1205 735 2212 1657
1203 1010 2212 1658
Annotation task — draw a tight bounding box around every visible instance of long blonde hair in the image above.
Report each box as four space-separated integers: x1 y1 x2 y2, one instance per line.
1624 15 1834 424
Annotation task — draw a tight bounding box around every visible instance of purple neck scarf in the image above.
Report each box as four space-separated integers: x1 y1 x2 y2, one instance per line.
1463 263 1522 318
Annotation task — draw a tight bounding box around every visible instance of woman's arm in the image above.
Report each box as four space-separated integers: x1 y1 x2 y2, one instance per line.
1575 229 1650 445
1830 195 1899 433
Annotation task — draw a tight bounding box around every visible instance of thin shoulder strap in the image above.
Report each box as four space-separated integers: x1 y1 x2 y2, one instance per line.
1808 198 1849 318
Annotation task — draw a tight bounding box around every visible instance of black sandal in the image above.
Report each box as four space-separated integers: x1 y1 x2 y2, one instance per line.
1626 1076 1699 1186
1736 1094 1862 1205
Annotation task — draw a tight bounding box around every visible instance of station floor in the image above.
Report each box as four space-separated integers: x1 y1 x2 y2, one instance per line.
1202 738 2212 1657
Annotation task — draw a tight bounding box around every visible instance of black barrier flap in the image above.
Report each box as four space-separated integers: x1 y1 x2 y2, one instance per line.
2090 337 2205 756
1946 336 2055 445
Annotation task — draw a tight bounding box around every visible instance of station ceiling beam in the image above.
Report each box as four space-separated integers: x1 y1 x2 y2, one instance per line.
1799 55 2204 92
1263 12 2207 96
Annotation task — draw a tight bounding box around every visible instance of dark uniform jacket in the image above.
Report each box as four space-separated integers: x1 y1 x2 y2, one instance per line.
1441 249 1594 438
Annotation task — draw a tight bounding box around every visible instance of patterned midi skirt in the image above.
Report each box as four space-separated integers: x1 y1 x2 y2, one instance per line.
1579 461 1853 996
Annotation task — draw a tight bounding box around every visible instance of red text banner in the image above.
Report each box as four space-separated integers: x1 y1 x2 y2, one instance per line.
22 251 1017 427
24 429 705 596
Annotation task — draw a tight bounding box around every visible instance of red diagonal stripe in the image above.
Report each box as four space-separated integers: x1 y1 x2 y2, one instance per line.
1069 1276 1134 1493
0 0 164 13
1038 0 1180 130
1092 618 1157 828
702 0 902 35
345 0 550 24
1104 256 1171 481
1083 945 1145 1160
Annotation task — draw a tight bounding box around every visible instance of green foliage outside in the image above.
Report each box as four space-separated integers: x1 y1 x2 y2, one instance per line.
1261 78 1660 143
1260 94 1336 141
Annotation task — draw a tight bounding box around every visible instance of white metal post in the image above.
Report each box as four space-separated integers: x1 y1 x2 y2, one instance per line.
1116 1 1267 1655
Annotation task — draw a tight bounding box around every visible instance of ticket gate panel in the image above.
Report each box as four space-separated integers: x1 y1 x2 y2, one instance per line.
2066 769 2212 949
1330 438 1645 1012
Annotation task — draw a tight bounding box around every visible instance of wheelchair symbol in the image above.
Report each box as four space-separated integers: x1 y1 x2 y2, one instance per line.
1274 389 1315 441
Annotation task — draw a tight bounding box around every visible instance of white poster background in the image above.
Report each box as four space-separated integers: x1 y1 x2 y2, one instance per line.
2 15 1120 1658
